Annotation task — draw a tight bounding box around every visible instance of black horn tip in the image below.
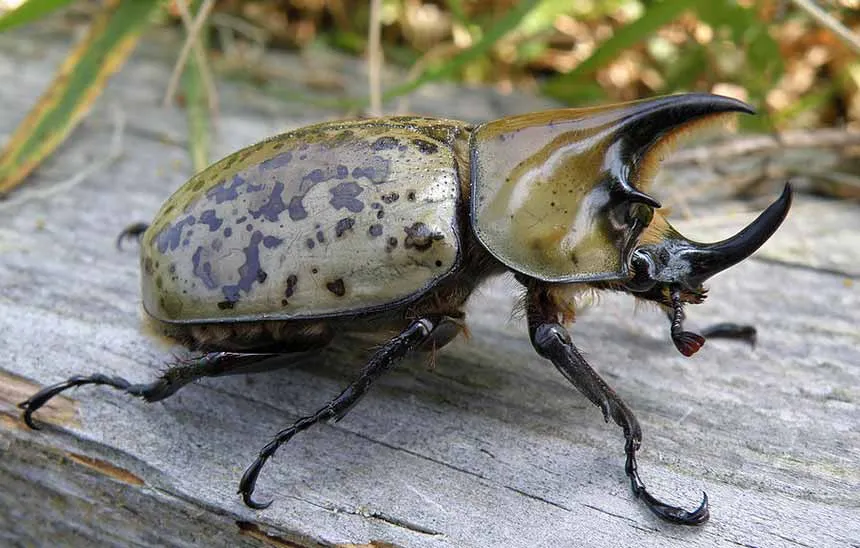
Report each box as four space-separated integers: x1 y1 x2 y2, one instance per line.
778 181 793 207
675 93 756 116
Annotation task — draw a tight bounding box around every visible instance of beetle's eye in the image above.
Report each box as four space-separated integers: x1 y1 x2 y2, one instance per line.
625 250 657 291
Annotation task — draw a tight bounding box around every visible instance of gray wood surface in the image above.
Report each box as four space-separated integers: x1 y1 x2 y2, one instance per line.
1 26 858 548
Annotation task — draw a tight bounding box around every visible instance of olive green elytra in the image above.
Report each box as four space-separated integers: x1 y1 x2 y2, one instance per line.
141 117 468 323
20 93 793 525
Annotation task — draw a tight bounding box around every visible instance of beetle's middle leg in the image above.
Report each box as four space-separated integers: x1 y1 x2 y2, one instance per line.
238 315 456 509
527 285 709 525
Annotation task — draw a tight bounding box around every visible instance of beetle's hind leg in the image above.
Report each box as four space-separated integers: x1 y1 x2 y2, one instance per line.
19 352 284 429
238 315 453 509
528 286 709 525
115 222 149 250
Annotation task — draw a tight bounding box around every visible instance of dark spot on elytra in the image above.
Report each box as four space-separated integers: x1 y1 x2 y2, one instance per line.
199 209 223 231
246 224 253 232
223 155 238 170
263 235 283 249
326 278 346 297
155 215 195 253
351 156 390 184
311 267 319 274
412 139 438 155
256 269 268 283
369 224 383 238
192 246 218 289
236 216 247 224
435 260 443 267
259 151 292 171
221 231 265 302
288 196 307 221
181 238 190 247
407 191 416 201
250 181 288 222
168 264 176 274
217 300 235 310
381 192 399 204
329 181 365 212
223 227 233 238
385 237 398 253
371 202 381 209
285 274 298 298
316 230 325 243
306 238 315 249
206 174 263 205
377 210 384 219
305 164 349 184
423 124 460 144
155 276 163 289
403 222 444 251
372 136 399 151
335 218 355 238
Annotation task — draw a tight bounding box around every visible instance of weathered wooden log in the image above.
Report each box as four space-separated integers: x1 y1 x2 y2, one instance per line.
0 26 858 548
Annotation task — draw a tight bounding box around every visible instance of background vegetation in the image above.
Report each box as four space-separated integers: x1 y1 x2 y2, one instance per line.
0 0 857 195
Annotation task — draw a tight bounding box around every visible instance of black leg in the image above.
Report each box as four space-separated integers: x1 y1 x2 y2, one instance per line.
700 322 757 347
666 288 757 353
19 352 279 429
116 222 150 250
529 321 709 525
668 288 705 357
238 317 439 509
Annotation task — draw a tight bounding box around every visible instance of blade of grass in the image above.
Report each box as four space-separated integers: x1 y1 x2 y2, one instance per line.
543 0 697 102
0 0 161 196
178 0 214 173
183 28 210 173
0 0 74 33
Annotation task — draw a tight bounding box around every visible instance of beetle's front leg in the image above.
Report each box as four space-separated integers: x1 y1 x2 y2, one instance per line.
527 287 709 525
239 316 450 509
666 288 756 356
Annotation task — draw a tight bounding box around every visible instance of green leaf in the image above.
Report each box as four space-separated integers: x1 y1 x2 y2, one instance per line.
695 0 783 130
0 0 74 33
663 42 708 91
381 0 542 101
543 0 697 102
0 0 162 196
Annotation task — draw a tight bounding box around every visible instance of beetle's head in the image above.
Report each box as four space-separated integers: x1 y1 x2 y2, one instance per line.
470 93 783 284
622 183 792 306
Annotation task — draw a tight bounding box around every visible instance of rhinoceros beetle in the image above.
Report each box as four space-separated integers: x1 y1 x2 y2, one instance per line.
21 93 792 525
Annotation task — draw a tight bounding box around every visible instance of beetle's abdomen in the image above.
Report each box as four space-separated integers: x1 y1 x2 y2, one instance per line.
141 118 468 323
